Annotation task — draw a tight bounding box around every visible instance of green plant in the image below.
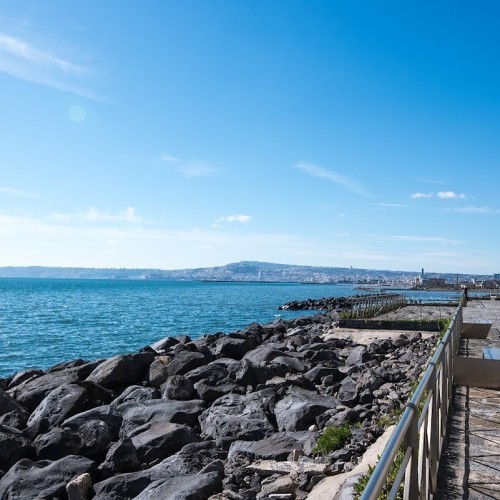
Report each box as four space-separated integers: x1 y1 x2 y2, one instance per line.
312 425 352 455
353 449 404 499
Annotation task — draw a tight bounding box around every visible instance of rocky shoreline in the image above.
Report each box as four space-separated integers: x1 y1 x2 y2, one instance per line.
0 298 439 499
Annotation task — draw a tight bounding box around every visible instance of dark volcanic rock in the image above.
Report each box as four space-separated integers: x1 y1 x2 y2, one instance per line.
337 376 359 406
346 345 369 365
199 389 276 441
7 367 83 412
213 337 250 360
78 419 114 461
303 366 344 385
130 422 199 466
63 405 123 440
98 437 141 479
274 387 338 431
34 427 82 460
85 352 155 389
0 388 30 430
164 351 208 377
0 455 95 499
228 431 318 461
147 357 170 388
119 400 205 437
0 425 35 473
134 471 222 499
161 375 194 400
26 383 88 432
194 379 245 403
93 456 181 499
183 361 231 385
111 385 158 408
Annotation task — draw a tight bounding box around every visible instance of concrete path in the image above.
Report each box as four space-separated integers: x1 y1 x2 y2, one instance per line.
437 299 500 499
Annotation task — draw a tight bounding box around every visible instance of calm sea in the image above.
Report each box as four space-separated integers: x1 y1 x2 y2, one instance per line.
0 279 461 378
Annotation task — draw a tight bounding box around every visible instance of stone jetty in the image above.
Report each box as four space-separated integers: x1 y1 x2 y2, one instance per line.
0 298 444 499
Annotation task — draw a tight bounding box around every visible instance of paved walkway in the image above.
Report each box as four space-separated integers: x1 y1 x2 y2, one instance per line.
437 299 500 499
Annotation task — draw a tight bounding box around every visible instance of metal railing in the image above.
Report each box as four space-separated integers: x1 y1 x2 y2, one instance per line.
346 294 407 319
360 300 463 499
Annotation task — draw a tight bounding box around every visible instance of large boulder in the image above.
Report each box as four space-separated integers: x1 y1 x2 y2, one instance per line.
85 353 155 389
199 389 276 441
26 384 88 432
130 422 199 466
93 457 180 499
346 345 369 365
213 337 250 360
7 365 91 412
337 376 360 406
0 388 30 430
110 386 158 408
119 400 205 438
0 425 35 473
97 437 141 479
63 405 123 440
228 431 318 460
274 387 338 431
34 427 82 460
134 471 222 499
0 455 95 499
163 351 207 377
161 375 194 400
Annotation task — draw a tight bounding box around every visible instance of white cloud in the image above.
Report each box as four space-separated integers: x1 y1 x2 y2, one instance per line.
451 206 500 214
0 33 96 99
411 191 466 200
213 214 251 227
51 207 140 223
294 161 369 197
0 187 39 199
411 192 433 199
437 191 465 199
80 207 140 223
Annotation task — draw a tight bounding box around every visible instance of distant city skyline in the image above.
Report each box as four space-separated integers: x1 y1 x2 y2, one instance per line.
1 2 500 274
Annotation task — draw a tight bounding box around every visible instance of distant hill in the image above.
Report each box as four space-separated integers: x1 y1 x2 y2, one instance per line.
0 261 488 283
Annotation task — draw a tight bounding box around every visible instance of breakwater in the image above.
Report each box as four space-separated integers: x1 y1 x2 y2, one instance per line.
0 298 440 499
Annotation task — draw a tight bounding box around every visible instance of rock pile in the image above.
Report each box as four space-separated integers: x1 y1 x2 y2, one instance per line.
0 309 438 499
278 296 357 311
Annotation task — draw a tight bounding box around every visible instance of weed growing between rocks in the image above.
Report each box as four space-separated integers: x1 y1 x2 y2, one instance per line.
312 425 352 455
353 448 404 499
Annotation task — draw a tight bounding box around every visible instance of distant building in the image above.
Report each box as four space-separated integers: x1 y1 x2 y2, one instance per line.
494 273 500 280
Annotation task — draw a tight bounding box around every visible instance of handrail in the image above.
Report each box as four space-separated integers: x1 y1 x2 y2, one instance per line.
360 300 463 499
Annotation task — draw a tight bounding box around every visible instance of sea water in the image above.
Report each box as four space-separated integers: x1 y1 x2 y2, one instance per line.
0 279 461 377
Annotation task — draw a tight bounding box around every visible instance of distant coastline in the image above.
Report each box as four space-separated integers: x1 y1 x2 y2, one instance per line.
0 261 490 285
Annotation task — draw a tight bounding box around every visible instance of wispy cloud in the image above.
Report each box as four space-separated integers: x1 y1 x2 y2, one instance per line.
411 190 465 200
437 191 465 199
52 207 141 223
451 206 500 215
294 161 369 197
0 187 39 199
376 203 410 208
411 192 433 199
161 154 218 178
213 214 251 228
0 33 96 99
383 235 459 245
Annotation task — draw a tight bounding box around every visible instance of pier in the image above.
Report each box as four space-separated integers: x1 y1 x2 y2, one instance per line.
359 297 500 499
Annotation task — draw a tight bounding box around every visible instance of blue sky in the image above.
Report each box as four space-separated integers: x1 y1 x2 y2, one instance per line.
1 1 499 274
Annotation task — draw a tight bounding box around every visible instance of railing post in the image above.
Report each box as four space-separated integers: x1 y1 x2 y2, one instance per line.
403 404 419 500
428 363 439 494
